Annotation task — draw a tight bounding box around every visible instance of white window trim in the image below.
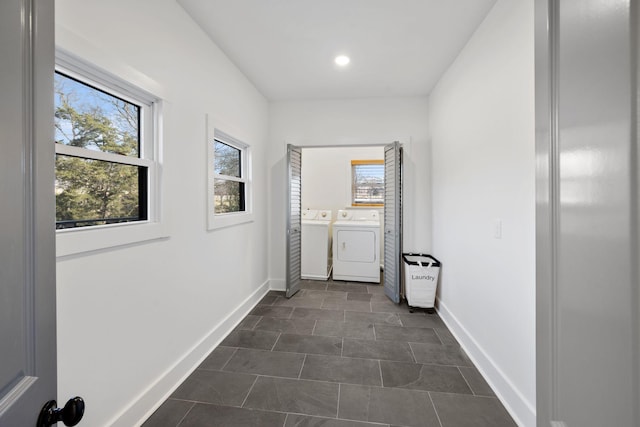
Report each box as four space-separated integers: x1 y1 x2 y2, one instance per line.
55 50 166 258
207 116 254 230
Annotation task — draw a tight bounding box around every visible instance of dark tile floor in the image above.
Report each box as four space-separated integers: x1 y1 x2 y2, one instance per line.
143 278 517 427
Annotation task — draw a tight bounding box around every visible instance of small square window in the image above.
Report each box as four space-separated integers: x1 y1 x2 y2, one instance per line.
212 137 247 214
352 160 384 207
207 122 253 229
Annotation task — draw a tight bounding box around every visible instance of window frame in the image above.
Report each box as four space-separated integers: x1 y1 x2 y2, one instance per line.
213 138 246 213
351 159 385 207
54 50 165 257
207 118 253 230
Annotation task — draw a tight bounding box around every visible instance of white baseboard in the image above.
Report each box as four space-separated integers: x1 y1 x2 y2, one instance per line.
436 299 536 427
269 278 286 291
107 280 270 427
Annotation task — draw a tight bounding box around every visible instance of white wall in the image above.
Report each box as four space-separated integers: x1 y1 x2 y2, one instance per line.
428 1 535 426
55 1 269 426
268 97 430 288
301 146 384 218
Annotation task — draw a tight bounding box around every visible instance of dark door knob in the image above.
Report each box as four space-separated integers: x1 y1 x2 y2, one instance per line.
37 397 85 427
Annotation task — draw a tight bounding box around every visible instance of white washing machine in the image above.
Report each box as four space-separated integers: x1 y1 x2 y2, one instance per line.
332 209 381 283
301 209 333 280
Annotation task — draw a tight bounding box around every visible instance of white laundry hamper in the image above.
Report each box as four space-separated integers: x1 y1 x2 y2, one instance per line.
402 253 441 311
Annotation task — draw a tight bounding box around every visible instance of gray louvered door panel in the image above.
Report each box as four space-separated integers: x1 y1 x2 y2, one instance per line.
383 141 402 303
286 145 302 298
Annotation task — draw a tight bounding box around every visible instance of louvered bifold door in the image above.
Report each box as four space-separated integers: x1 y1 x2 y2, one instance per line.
286 144 302 298
383 141 402 303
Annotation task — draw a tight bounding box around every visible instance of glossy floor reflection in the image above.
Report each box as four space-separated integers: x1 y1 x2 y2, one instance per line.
143 279 517 427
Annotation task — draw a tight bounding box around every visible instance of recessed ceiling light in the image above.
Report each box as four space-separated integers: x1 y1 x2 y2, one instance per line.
334 55 350 66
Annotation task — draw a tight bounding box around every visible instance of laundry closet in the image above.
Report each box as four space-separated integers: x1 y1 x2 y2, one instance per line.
300 145 385 284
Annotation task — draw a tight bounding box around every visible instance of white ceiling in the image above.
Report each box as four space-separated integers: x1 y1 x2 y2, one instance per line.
177 0 497 101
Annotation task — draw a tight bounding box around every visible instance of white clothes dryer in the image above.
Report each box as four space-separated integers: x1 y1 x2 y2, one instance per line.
332 210 381 283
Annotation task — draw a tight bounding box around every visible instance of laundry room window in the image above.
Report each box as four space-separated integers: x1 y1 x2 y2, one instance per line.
207 121 253 230
351 159 384 207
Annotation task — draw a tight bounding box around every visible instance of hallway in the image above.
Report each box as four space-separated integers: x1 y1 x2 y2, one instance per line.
143 279 516 427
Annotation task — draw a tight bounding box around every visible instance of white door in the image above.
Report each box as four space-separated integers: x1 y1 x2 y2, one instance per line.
383 141 402 303
286 144 302 298
336 230 377 262
536 0 640 425
0 0 61 425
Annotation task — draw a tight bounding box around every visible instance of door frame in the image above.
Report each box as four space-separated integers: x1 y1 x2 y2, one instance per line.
283 140 403 295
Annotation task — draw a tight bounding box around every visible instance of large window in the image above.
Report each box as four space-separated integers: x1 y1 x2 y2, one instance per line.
351 159 384 206
207 123 252 229
54 66 157 230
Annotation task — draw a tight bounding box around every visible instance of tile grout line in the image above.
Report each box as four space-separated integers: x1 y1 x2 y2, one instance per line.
336 383 341 418
311 319 318 336
457 366 476 395
239 375 260 408
220 347 239 371
250 316 262 331
162 397 239 406
174 401 196 427
377 359 384 387
408 342 418 363
271 333 282 351
433 328 447 345
282 413 289 427
255 373 367 386
284 409 390 426
432 327 444 345
427 391 445 427
298 354 307 379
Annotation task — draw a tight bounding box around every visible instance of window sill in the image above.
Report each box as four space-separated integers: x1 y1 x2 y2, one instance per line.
56 221 168 258
208 212 255 231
